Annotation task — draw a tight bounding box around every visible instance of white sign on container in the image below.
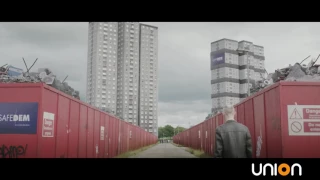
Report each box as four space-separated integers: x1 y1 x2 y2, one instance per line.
100 126 105 140
288 105 320 136
42 112 55 137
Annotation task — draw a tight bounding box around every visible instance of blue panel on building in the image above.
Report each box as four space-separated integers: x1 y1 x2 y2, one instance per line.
211 53 225 68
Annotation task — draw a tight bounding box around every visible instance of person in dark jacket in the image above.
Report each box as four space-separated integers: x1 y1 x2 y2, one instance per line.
214 105 253 158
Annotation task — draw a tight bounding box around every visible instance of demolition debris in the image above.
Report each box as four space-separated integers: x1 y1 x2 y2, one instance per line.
0 58 80 100
250 54 320 95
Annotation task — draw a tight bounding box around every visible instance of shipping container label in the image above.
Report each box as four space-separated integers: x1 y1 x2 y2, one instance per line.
288 105 320 136
0 102 38 134
100 126 105 140
42 112 55 137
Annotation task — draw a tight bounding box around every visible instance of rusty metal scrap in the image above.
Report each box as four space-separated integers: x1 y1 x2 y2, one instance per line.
0 58 80 100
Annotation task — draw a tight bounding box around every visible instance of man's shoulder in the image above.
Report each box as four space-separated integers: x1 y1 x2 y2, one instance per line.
235 122 249 128
218 121 249 131
235 122 250 133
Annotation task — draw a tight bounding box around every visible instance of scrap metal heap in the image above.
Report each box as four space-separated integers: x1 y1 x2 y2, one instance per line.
250 55 320 95
0 58 80 100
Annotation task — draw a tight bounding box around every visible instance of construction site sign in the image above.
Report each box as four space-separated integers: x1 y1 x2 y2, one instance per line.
288 105 320 136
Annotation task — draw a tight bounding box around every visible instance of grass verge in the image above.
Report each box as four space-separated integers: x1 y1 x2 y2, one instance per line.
171 143 212 158
184 148 212 158
171 142 183 147
115 143 157 158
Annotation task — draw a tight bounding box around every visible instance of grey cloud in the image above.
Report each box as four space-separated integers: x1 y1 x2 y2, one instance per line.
0 22 88 48
158 100 211 128
2 22 320 128
0 22 88 101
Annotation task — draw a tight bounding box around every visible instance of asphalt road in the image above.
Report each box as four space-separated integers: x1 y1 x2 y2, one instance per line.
130 143 197 158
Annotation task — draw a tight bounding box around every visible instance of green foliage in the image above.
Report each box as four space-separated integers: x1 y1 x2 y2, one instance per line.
158 125 187 138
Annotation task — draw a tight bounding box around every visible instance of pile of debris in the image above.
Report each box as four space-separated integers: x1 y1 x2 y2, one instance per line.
0 58 80 100
250 55 320 95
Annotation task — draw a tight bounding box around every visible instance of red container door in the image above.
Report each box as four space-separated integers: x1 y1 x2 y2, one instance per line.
195 128 197 149
244 99 256 158
78 105 87 158
134 127 138 150
86 108 94 158
201 123 205 151
253 94 267 158
68 101 79 158
280 82 320 158
126 124 130 152
218 114 224 125
55 96 70 158
93 110 100 158
108 117 114 157
265 86 282 158
214 117 219 155
119 121 123 155
125 123 128 153
206 119 211 154
114 119 119 156
131 127 134 150
129 126 132 151
209 118 213 156
237 104 245 124
211 117 216 156
38 89 58 158
235 106 238 120
198 125 201 150
122 123 126 154
104 115 110 158
99 113 105 158
206 121 209 153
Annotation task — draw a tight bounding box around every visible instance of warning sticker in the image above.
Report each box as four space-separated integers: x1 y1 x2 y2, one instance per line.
288 105 320 136
42 112 55 137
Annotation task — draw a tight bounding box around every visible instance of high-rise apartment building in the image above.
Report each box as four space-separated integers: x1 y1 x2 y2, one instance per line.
86 22 158 136
139 24 158 133
210 38 265 113
86 22 118 114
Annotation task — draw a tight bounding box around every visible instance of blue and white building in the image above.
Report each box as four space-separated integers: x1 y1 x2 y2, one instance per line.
210 38 265 113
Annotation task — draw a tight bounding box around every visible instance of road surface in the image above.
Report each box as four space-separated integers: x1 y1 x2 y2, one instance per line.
130 143 197 158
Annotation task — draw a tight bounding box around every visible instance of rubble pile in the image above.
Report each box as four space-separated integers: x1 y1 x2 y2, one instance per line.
250 55 320 94
0 59 80 100
250 72 273 94
250 55 320 95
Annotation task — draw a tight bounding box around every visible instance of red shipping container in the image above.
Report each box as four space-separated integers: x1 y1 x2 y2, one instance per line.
0 83 157 158
173 81 320 158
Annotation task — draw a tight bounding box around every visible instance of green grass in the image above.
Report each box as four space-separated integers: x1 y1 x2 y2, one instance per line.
171 142 184 147
171 142 211 158
184 148 212 158
115 143 157 158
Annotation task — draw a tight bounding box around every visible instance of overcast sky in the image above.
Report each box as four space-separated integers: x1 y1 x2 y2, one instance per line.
1 22 320 128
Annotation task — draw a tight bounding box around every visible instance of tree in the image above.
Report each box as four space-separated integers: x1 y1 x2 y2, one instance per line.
163 125 174 137
158 127 164 138
174 126 186 134
158 125 187 138
158 125 174 138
